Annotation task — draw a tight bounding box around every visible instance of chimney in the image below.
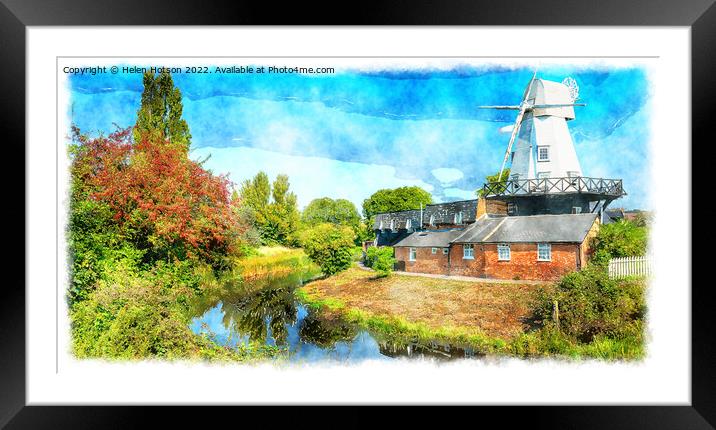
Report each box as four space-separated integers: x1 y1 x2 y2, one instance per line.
476 196 487 219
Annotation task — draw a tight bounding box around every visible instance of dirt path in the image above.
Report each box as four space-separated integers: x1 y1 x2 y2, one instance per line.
356 262 547 285
302 267 553 339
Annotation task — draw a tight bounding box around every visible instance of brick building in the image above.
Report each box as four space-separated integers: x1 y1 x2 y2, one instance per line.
386 205 599 281
366 76 626 281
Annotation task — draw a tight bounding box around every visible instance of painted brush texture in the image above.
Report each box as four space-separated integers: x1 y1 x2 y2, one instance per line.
68 64 651 210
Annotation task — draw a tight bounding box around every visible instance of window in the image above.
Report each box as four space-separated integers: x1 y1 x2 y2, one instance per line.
537 243 552 261
463 244 474 259
537 172 550 179
406 219 411 230
431 247 438 254
538 146 550 161
379 220 383 230
497 243 511 261
572 207 582 214
507 202 517 215
390 219 395 230
409 247 417 261
429 214 435 226
443 248 449 255
454 211 463 225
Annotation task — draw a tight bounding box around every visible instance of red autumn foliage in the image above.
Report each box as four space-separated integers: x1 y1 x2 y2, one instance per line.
71 126 242 260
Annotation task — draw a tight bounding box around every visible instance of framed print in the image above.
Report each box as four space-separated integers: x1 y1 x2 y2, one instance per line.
4 0 710 427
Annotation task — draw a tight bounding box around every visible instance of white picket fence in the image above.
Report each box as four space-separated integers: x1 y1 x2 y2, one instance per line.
608 255 652 279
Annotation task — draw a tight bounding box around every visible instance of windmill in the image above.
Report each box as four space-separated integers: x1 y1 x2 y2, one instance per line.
480 71 586 184
478 70 626 217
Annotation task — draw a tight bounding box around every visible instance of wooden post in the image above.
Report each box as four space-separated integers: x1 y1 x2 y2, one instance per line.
552 300 560 328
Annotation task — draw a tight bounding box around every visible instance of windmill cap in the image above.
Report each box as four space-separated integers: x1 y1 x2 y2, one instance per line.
528 79 576 120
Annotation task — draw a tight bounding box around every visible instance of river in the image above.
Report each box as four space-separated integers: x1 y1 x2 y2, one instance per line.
188 265 478 363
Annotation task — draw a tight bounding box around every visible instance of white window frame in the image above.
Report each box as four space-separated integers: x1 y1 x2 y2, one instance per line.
429 214 435 226
431 247 437 254
537 171 550 179
538 146 550 161
379 220 383 230
507 202 516 215
497 243 511 261
406 219 411 230
443 247 449 255
463 244 474 259
409 247 417 261
537 243 552 261
390 219 395 230
572 206 582 214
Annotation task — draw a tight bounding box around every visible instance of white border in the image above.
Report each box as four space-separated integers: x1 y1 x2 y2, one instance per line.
27 27 690 404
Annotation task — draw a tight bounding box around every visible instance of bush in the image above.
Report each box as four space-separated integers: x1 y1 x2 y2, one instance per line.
532 265 646 343
365 246 396 277
590 219 648 266
300 223 355 276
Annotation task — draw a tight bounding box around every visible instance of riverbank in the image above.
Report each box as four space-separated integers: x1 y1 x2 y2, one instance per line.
298 266 646 360
297 266 552 355
71 246 318 362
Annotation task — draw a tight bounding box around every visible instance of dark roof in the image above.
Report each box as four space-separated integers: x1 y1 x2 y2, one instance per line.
373 210 421 230
603 209 624 225
393 229 466 248
373 199 478 230
424 199 477 225
452 213 598 244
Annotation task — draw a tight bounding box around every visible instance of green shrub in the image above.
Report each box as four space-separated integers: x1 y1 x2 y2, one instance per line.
300 223 355 276
590 219 648 266
532 265 646 343
365 246 396 277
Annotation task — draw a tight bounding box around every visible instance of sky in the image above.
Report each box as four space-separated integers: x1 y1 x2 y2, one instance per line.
67 63 652 212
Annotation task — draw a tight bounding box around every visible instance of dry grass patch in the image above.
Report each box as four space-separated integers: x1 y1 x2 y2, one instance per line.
302 267 553 339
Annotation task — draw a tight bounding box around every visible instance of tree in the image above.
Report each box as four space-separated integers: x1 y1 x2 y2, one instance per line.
70 126 240 266
239 172 299 246
477 168 510 198
134 71 192 151
301 223 355 276
361 186 433 219
302 197 360 227
361 186 432 242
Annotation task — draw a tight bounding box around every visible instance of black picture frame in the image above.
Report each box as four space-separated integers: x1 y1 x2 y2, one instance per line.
3 0 707 427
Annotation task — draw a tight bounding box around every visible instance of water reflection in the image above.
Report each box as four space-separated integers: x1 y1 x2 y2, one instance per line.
189 268 479 363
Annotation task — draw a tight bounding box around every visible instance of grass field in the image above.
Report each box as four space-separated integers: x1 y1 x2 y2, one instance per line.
300 266 553 340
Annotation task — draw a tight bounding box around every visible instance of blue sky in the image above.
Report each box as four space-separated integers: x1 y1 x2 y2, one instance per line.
68 63 651 211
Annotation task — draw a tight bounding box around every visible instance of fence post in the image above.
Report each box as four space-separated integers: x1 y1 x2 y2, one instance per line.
552 300 560 328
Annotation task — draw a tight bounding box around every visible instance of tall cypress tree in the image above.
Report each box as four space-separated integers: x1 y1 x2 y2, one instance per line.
134 71 192 151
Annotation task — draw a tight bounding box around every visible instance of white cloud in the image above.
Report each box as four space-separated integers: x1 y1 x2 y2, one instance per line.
431 168 464 185
190 146 435 211
442 188 475 200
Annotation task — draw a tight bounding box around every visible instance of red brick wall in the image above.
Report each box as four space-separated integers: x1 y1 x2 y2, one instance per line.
394 246 450 275
396 242 582 281
481 243 579 281
447 244 486 277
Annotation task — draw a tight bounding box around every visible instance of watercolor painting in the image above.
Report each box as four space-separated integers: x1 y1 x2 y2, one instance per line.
64 60 651 363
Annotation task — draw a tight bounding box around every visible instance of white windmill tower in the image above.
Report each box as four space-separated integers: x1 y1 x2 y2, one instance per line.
480 72 625 217
481 72 585 184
